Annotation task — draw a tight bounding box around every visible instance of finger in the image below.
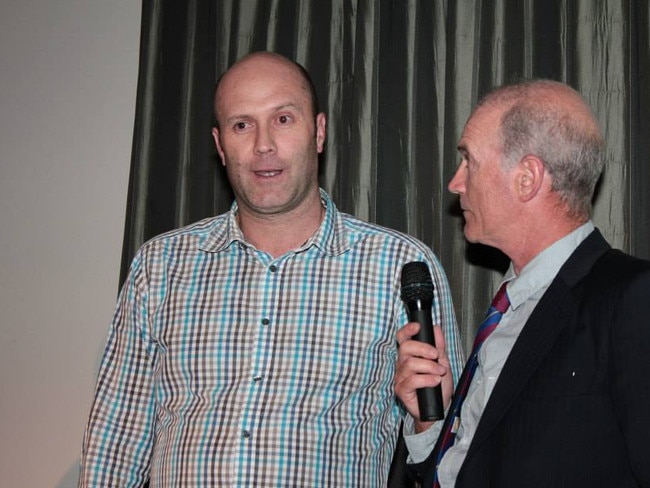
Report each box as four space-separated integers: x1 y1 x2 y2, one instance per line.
396 349 447 380
398 337 438 362
396 321 420 345
433 325 446 357
395 371 442 395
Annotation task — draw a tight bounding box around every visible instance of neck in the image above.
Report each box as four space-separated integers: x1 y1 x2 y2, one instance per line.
507 217 586 274
237 197 325 258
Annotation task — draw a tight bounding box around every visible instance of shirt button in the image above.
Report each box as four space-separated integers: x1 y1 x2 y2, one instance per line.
242 430 251 438
253 375 263 382
261 318 270 326
269 265 278 273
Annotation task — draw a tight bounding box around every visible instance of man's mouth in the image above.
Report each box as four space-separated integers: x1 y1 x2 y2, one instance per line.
255 170 282 177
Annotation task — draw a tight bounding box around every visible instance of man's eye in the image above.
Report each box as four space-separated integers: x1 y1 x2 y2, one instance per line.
277 114 292 124
234 122 248 130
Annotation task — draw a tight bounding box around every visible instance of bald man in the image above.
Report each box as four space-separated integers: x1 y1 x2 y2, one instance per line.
395 80 650 487
78 52 463 487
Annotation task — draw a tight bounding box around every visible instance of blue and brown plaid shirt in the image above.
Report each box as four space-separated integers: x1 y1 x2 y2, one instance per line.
79 190 462 487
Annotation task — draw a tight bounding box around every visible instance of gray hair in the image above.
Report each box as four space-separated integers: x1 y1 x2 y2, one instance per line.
479 80 605 220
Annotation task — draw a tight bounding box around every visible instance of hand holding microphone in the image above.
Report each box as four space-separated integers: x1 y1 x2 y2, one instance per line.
400 261 445 422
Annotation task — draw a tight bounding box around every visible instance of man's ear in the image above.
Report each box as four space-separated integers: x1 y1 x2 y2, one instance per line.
212 127 226 166
516 155 546 202
315 113 326 153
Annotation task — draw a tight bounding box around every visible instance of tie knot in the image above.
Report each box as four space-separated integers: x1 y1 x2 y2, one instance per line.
491 282 510 314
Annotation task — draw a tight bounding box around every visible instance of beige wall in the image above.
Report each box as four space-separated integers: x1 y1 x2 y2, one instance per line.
0 1 141 486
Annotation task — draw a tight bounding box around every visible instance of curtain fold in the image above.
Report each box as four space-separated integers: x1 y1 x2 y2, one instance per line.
632 0 650 258
123 0 650 364
121 0 224 282
121 1 649 485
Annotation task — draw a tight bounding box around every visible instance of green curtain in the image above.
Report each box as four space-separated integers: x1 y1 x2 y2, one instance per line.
122 1 650 485
122 0 650 347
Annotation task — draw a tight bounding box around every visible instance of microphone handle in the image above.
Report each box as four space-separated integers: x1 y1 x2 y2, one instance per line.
410 306 445 421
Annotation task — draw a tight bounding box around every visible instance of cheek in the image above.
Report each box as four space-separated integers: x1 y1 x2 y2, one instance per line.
483 184 513 221
467 181 494 216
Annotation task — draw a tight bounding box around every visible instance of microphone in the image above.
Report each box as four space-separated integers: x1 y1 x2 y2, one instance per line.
400 261 444 421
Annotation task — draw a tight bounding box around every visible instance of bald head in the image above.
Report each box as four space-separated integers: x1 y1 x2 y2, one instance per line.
478 79 605 220
478 80 602 138
214 52 319 128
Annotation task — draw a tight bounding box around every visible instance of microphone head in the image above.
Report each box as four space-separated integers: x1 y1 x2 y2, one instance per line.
401 261 434 302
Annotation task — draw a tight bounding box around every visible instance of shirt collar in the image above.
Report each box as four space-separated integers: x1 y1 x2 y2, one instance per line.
198 188 350 256
503 221 594 310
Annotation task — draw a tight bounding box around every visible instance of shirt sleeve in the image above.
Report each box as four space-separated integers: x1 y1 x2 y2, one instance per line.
402 413 445 463
78 253 157 488
425 250 465 384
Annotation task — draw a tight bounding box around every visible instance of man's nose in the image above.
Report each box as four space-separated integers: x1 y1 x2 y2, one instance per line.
448 165 466 194
254 126 276 154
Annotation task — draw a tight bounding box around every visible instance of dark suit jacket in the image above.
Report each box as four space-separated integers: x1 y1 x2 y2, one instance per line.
411 229 650 487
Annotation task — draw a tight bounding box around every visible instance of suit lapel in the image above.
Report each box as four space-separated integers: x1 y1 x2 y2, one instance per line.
463 230 611 463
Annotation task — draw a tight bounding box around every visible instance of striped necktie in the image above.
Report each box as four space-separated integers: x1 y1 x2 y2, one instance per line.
432 282 510 487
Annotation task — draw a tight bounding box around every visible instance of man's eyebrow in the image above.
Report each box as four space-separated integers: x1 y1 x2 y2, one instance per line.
274 102 305 116
224 103 303 125
224 113 251 125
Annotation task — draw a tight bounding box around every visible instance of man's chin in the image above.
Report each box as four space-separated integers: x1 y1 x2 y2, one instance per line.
463 226 479 243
